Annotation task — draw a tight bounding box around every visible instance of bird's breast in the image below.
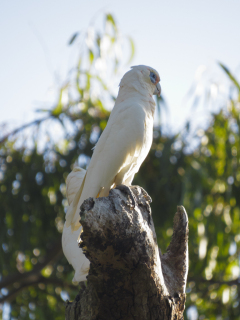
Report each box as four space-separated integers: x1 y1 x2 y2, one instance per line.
143 114 153 153
133 107 154 169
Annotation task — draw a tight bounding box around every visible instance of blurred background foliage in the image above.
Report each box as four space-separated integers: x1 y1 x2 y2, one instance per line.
0 13 240 320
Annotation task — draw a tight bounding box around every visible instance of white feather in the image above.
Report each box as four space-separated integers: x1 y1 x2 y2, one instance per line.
66 167 86 205
62 167 90 282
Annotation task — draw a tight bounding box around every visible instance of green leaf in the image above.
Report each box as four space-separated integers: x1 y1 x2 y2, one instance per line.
47 295 57 308
35 108 51 113
89 50 94 64
68 32 79 45
218 62 240 91
96 99 107 112
24 259 33 271
127 36 135 64
52 85 68 116
5 212 12 228
95 76 108 90
106 13 117 32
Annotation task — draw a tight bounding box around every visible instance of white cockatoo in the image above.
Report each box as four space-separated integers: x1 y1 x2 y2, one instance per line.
66 65 161 232
62 167 90 282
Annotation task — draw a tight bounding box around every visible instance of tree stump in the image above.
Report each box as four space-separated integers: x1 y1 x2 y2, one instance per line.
65 186 188 320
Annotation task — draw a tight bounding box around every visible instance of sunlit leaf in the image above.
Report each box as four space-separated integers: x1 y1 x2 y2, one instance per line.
218 62 240 91
127 36 135 64
106 13 117 32
89 50 94 64
52 85 68 116
24 260 33 271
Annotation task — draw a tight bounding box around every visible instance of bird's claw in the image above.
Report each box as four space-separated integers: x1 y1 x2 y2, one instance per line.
115 185 137 209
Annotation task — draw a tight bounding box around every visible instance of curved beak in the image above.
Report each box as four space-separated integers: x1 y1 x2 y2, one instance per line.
153 82 161 97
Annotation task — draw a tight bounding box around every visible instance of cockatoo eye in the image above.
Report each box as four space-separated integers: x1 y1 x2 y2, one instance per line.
150 72 157 84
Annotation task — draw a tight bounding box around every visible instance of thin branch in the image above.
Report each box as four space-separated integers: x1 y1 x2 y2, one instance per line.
0 275 77 303
0 116 50 144
188 277 240 286
0 239 62 290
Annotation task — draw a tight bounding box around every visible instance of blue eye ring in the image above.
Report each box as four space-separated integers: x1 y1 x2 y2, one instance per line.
150 72 157 84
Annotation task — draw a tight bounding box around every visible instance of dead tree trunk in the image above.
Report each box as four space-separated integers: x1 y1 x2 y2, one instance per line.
65 186 188 320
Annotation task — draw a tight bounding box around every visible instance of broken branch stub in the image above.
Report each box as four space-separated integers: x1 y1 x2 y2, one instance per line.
65 186 188 320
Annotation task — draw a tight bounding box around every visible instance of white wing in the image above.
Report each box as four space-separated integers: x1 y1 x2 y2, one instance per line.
62 224 89 283
62 167 90 282
66 167 86 205
68 96 147 230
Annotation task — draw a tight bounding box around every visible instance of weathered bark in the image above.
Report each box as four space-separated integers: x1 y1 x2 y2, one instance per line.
65 186 188 320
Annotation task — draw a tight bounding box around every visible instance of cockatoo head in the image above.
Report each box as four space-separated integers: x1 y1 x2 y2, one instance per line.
132 65 161 97
119 65 161 98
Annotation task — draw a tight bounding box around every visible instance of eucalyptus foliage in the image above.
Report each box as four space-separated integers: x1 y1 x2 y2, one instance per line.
0 13 240 320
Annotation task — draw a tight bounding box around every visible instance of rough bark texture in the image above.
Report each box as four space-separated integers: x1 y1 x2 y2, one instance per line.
65 186 188 320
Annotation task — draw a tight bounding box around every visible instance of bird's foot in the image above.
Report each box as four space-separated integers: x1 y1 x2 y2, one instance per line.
115 184 137 209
